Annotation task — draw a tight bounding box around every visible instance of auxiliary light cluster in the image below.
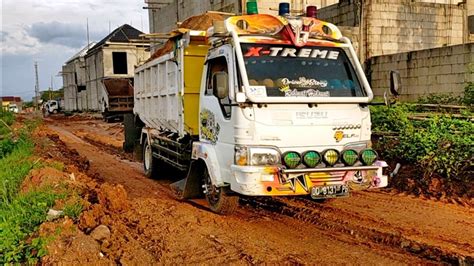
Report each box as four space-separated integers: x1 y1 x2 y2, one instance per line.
282 149 378 169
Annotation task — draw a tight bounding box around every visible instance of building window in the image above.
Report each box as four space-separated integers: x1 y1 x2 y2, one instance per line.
469 15 474 35
112 52 128 74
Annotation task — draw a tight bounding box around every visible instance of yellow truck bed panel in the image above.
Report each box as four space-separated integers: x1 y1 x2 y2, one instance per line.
183 44 208 135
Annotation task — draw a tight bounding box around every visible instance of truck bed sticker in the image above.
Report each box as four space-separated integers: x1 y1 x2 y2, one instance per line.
200 109 220 144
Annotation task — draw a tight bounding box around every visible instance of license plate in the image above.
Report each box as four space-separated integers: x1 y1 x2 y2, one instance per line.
311 184 349 199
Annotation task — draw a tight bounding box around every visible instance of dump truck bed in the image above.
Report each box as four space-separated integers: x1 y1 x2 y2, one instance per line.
103 78 134 112
134 40 208 137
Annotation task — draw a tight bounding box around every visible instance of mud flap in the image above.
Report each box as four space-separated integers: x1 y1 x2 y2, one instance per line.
170 160 203 199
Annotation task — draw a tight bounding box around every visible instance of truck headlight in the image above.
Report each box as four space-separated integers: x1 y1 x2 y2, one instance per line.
235 146 281 166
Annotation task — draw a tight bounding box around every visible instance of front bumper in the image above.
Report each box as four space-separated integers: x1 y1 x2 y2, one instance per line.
230 161 388 196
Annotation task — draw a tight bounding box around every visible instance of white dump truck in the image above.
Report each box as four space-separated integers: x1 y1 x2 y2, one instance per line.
127 7 399 214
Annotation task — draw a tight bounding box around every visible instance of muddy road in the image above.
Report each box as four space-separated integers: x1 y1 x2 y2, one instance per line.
44 117 473 264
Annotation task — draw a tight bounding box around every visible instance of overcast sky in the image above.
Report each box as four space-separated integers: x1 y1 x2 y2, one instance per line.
1 0 149 100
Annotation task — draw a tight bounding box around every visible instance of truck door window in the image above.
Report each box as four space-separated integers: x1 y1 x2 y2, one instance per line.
206 57 231 119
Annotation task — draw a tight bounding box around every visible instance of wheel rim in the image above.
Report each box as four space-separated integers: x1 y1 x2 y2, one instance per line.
203 170 220 205
144 142 152 171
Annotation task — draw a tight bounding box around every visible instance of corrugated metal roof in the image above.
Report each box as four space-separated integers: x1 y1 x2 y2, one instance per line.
87 24 145 55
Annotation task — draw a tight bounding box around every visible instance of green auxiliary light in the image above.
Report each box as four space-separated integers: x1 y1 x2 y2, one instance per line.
322 149 339 166
246 0 258 15
283 151 301 169
360 149 378 165
341 149 358 166
302 151 321 168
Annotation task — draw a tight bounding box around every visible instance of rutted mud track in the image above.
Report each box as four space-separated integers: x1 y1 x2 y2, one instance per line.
45 117 473 264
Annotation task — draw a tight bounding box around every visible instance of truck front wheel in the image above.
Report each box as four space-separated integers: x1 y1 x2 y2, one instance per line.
202 168 238 215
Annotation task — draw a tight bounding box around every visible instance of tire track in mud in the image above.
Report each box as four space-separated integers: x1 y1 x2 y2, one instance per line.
241 196 473 265
53 120 473 265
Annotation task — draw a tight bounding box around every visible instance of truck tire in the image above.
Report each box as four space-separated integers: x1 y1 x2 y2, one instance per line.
143 137 157 178
143 137 170 179
203 167 239 215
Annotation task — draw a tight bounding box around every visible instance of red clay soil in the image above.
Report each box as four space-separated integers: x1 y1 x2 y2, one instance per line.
41 117 474 264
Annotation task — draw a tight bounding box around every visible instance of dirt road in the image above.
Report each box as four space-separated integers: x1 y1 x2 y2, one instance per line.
44 117 473 264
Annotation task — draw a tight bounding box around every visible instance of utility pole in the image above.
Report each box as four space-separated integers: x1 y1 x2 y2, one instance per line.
34 61 40 110
49 75 53 100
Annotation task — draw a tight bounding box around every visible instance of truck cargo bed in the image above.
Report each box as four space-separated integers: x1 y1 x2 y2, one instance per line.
134 40 208 137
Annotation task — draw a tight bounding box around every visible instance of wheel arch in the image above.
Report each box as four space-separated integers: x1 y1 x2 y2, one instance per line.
191 142 225 187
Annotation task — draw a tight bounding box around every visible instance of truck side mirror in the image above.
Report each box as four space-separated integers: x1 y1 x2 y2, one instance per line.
213 72 229 99
389 70 401 96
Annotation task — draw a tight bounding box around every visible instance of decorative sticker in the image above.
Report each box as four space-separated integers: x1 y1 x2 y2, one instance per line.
200 109 220 144
244 46 340 60
248 86 267 97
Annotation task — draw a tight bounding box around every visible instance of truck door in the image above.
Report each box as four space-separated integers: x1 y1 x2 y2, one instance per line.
200 55 234 185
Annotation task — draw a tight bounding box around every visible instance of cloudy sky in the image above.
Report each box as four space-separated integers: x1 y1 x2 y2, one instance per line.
1 0 149 100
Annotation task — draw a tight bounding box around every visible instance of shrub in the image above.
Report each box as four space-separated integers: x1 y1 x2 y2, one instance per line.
371 105 473 183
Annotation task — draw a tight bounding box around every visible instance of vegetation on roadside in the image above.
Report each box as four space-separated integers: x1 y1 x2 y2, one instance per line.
416 84 473 106
0 115 83 263
371 84 473 197
0 111 16 158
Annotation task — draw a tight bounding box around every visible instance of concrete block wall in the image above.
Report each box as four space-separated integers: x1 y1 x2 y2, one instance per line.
368 43 474 101
149 0 240 34
317 0 466 59
317 1 359 26
251 0 339 16
365 0 465 57
149 0 340 34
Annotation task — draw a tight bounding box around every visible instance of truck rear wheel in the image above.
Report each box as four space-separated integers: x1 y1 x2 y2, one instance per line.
143 137 170 179
203 168 238 215
143 137 157 178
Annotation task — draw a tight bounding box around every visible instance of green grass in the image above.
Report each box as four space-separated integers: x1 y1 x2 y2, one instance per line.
0 140 34 204
0 188 64 263
63 199 83 220
0 117 76 263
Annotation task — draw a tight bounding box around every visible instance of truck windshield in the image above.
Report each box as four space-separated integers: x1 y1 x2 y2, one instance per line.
241 43 365 98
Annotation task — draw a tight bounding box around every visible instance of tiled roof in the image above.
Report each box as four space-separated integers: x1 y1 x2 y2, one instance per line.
87 24 144 55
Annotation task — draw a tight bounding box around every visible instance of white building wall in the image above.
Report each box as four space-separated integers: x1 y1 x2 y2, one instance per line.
62 56 88 111
84 44 150 112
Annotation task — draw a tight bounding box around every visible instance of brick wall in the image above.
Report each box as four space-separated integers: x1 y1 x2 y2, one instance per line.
368 43 474 100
